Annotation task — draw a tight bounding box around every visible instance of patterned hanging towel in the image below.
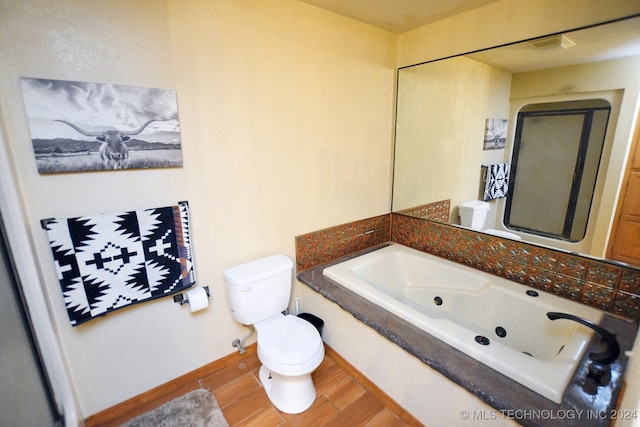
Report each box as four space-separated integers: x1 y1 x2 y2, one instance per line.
483 163 510 201
44 202 195 326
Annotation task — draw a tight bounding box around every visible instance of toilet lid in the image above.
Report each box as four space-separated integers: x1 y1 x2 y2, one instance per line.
259 315 322 365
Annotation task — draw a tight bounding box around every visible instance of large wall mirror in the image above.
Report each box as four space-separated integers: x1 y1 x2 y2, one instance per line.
392 15 640 266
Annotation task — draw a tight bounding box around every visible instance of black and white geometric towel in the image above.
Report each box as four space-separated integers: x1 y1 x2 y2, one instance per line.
44 202 195 326
483 163 510 201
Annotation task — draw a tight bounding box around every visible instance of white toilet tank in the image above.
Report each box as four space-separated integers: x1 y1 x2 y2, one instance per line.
224 254 294 325
459 200 490 230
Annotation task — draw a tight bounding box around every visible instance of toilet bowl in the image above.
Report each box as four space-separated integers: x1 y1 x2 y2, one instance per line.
224 254 324 414
255 314 324 413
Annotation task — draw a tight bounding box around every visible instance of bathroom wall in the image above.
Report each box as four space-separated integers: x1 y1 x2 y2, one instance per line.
0 0 396 417
393 56 511 216
2 0 640 424
294 1 640 425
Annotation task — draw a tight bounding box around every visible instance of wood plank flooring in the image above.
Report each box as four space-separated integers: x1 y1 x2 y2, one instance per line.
89 344 422 426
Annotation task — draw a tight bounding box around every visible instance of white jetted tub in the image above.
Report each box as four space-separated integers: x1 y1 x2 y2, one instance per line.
323 244 602 403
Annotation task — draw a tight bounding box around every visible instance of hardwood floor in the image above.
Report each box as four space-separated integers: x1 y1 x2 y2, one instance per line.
86 344 423 426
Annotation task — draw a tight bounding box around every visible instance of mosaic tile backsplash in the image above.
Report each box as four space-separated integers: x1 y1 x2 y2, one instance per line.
394 199 451 223
295 214 390 272
295 213 640 322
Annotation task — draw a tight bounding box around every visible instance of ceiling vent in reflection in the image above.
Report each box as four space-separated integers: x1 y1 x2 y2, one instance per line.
529 34 576 49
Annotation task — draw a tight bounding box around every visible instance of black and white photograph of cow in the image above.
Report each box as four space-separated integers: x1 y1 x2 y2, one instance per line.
20 78 183 174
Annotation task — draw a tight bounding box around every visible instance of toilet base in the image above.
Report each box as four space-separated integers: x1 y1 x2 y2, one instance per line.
258 365 317 414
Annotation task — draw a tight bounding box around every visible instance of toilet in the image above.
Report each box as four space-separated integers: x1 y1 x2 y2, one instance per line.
459 200 521 240
223 254 324 414
458 200 490 230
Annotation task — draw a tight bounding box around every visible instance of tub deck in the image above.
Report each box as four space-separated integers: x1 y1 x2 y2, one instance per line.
297 243 638 427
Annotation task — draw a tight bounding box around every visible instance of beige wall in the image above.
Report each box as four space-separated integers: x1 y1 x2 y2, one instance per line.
0 0 396 417
392 56 511 220
2 0 640 424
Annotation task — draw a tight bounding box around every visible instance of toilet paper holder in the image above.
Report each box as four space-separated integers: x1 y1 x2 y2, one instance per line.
173 286 210 305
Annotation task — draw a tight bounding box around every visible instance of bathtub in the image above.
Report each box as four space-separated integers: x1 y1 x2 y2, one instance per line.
322 244 602 404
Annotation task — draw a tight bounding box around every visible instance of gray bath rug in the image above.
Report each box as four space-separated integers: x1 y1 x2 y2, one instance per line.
121 389 229 427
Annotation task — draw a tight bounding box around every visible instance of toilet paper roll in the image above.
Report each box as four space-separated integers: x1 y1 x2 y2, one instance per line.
186 287 209 313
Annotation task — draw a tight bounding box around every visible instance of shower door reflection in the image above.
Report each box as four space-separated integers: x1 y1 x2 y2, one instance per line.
505 100 610 241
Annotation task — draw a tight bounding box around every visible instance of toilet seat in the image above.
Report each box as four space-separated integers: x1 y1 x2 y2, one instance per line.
256 315 324 376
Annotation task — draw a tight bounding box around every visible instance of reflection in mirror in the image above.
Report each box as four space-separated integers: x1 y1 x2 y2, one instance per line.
392 15 640 266
506 99 610 241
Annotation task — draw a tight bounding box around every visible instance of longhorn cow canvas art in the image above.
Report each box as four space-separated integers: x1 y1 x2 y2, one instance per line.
20 78 183 173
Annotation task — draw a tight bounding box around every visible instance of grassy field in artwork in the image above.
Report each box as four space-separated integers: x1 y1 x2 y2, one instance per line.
36 148 183 174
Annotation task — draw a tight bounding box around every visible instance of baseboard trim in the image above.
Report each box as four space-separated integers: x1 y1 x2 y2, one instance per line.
85 343 421 426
